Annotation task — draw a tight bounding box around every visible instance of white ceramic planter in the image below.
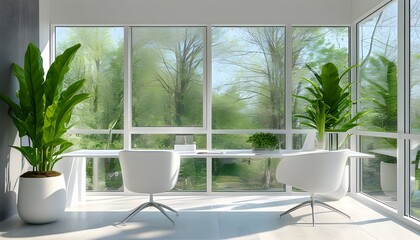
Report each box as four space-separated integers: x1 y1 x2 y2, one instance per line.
380 161 397 198
17 174 66 224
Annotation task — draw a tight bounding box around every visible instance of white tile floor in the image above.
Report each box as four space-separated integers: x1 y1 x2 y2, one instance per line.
0 195 419 240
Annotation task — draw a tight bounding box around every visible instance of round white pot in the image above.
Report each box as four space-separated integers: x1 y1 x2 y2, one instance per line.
18 173 66 224
380 161 397 198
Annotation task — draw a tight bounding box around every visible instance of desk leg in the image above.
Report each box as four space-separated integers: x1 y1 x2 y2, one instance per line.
56 156 86 207
78 157 86 202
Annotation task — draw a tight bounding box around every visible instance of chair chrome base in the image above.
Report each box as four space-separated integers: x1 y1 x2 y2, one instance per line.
280 194 350 226
120 194 179 225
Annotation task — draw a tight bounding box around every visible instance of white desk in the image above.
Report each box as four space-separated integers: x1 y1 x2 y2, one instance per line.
58 149 374 206
61 149 372 158
370 148 397 158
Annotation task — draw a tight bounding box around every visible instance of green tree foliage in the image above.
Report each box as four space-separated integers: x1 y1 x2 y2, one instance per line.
212 27 286 130
131 27 204 127
57 27 124 131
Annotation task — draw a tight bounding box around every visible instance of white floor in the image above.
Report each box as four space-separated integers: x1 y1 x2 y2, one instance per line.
0 195 419 240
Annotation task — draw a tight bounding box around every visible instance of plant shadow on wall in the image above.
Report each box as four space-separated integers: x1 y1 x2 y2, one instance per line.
293 62 369 150
0 43 89 224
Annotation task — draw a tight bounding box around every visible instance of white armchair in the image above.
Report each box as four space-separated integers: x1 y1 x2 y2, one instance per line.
118 150 181 225
275 150 350 226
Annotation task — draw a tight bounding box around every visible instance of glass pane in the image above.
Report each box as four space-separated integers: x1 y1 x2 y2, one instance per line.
293 134 306 150
131 134 206 149
64 134 123 192
212 157 285 192
212 133 285 191
131 134 206 191
360 136 397 209
358 2 398 132
292 27 349 128
410 0 420 220
175 157 206 192
411 0 420 133
55 27 124 130
212 134 286 150
86 157 122 192
212 27 286 129
66 133 123 151
410 140 420 220
131 27 204 127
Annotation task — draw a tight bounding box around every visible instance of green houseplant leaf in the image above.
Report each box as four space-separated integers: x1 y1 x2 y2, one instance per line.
0 42 89 173
294 62 369 148
246 132 279 150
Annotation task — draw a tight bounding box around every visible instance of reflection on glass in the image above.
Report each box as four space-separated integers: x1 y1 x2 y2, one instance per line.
64 134 124 192
411 0 420 134
211 134 285 191
292 27 349 128
86 157 122 192
66 133 123 151
212 27 286 129
56 27 125 130
411 2 420 220
131 27 204 127
361 136 397 209
131 134 206 150
410 141 420 220
175 158 206 192
212 157 285 192
293 134 307 150
358 2 398 132
212 134 286 150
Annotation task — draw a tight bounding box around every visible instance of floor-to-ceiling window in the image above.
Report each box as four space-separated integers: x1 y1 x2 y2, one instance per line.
211 26 286 191
292 26 350 149
130 27 207 191
47 0 420 227
357 0 398 209
55 25 350 193
410 0 420 221
56 27 125 191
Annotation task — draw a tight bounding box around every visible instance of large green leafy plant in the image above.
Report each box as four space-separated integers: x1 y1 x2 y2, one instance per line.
294 62 367 148
0 43 89 175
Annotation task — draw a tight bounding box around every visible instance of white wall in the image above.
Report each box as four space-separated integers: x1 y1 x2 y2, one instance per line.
351 0 387 22
47 0 353 25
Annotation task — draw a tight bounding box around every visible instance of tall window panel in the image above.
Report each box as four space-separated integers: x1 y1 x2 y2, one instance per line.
291 27 349 148
410 0 420 221
56 27 125 192
358 2 398 132
212 27 286 130
56 27 125 132
357 1 398 208
131 27 204 127
360 136 397 208
211 134 286 192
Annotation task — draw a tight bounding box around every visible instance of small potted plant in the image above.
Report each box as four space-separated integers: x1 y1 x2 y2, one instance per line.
246 132 279 152
0 43 89 224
